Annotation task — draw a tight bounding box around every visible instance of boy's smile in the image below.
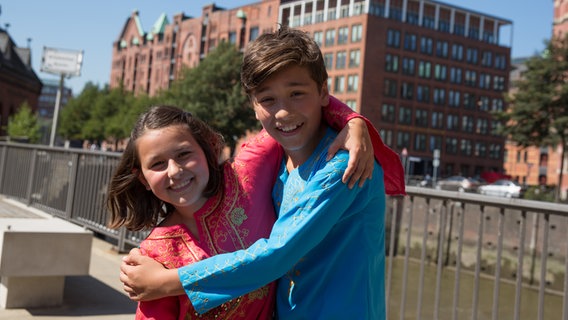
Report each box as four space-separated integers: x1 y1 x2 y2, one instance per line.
251 65 329 168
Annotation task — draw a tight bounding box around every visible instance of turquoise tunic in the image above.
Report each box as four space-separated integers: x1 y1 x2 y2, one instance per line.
179 128 386 319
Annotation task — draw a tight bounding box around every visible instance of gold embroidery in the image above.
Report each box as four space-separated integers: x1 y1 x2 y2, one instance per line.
230 207 247 226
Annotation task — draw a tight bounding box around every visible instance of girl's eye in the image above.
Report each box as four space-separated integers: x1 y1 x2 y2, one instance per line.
150 161 165 169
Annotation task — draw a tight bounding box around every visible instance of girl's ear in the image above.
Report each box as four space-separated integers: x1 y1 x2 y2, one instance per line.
135 169 151 190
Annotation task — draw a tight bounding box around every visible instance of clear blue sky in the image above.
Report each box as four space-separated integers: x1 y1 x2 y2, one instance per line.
1 0 553 95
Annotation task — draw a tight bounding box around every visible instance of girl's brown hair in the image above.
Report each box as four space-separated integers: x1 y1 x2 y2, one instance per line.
106 105 225 231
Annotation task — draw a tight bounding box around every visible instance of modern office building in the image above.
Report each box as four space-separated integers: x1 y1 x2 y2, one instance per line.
111 0 512 179
37 78 73 145
0 26 42 138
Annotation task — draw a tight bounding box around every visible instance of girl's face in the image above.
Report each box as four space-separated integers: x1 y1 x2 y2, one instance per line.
136 124 209 214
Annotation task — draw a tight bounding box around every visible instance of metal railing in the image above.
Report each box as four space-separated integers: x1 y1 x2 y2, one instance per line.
1 142 567 319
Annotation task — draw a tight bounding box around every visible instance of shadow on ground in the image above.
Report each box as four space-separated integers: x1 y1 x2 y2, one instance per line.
27 275 136 316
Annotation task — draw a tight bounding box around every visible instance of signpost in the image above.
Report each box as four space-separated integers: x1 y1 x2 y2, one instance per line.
40 47 83 147
433 149 440 186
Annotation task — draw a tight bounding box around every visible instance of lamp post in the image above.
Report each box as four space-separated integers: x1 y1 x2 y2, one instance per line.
401 148 408 184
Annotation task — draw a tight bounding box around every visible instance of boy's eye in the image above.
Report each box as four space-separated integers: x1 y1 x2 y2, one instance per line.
178 151 191 159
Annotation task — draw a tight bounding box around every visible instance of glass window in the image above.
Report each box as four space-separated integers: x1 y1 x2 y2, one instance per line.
334 75 345 93
436 40 448 58
349 49 360 68
414 133 427 151
431 112 444 129
313 31 323 47
404 33 417 51
398 106 412 125
396 131 410 149
418 61 431 78
347 74 359 92
338 26 349 44
351 24 363 42
417 85 430 103
451 44 463 60
384 79 397 97
324 53 333 70
415 109 428 127
387 29 401 48
249 27 259 41
400 82 414 100
466 47 478 64
385 54 399 72
381 103 396 122
325 29 336 46
434 64 447 81
433 88 445 105
420 37 433 55
336 51 347 69
402 57 415 75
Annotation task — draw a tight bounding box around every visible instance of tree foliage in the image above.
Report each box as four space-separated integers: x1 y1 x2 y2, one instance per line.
57 43 256 153
496 35 568 201
6 101 41 143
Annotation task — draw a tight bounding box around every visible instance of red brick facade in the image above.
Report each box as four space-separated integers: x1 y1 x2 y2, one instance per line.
110 0 512 181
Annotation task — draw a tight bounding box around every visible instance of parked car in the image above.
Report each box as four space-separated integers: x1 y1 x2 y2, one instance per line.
435 176 483 192
478 179 525 198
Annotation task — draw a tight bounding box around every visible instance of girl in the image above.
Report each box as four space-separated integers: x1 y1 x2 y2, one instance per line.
107 102 379 319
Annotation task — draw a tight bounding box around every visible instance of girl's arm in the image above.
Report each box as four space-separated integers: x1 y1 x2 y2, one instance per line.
324 96 406 195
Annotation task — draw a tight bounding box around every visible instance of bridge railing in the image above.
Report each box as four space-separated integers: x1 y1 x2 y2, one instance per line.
1 142 567 319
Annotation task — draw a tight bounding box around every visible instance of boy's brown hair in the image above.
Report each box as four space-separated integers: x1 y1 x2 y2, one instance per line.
241 25 328 95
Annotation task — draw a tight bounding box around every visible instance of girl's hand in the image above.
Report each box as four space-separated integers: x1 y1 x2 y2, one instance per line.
120 248 184 301
327 118 374 189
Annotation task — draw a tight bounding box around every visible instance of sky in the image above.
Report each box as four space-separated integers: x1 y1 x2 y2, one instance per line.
1 0 554 95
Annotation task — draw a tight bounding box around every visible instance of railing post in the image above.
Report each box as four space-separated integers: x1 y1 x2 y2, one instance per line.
65 153 80 220
24 149 38 205
0 145 6 194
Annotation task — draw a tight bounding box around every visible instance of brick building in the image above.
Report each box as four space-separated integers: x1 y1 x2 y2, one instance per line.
0 26 42 138
111 0 512 179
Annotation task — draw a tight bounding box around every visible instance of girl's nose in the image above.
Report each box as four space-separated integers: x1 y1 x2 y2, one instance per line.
167 159 183 178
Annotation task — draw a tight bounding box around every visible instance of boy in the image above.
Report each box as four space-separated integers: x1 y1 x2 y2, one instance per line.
123 26 390 319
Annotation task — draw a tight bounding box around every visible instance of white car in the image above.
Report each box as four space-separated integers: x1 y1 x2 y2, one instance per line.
478 179 524 198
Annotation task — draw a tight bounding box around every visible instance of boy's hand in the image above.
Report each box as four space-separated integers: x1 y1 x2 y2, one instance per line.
120 248 184 301
327 118 374 189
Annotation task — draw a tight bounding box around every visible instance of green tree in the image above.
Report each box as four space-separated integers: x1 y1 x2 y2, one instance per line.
58 82 103 141
161 41 259 153
497 35 568 201
6 102 41 143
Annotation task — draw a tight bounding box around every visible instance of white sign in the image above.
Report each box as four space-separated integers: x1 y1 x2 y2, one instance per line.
41 47 83 77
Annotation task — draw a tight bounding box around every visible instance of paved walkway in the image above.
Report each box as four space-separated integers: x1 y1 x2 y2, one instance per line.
0 197 137 319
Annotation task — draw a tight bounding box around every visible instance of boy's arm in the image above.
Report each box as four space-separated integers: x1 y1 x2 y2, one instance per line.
180 154 383 314
324 96 406 195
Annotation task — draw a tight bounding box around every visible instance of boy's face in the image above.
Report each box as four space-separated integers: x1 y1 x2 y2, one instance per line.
251 65 329 163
